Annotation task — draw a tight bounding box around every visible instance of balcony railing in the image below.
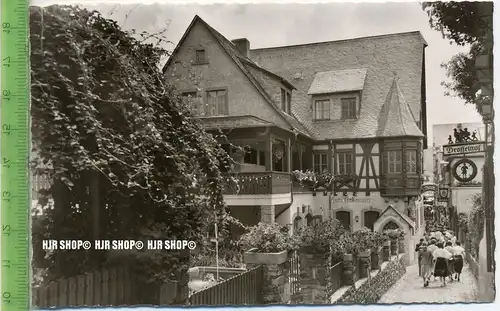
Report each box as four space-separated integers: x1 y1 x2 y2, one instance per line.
222 172 291 195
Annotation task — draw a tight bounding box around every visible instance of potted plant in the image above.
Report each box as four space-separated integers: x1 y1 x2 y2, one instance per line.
334 173 358 184
383 228 404 255
297 218 344 256
292 170 318 189
316 171 334 190
240 222 299 265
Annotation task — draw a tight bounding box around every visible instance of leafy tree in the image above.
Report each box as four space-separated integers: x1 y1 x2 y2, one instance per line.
440 42 483 107
422 1 493 112
30 4 239 295
422 1 493 46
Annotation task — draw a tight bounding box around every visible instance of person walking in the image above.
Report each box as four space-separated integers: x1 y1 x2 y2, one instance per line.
444 241 455 282
420 242 434 287
415 238 425 276
452 241 465 281
433 242 453 287
426 240 439 281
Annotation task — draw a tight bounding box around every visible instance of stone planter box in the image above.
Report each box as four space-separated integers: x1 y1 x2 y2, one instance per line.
298 250 329 304
243 248 289 265
342 253 355 286
358 250 371 279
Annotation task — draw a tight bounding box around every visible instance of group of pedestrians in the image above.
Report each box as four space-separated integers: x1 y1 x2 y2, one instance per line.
415 230 465 287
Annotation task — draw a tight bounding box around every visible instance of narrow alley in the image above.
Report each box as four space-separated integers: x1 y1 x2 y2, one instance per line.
378 263 479 303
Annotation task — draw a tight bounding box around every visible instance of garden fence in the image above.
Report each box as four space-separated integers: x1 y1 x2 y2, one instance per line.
189 265 264 305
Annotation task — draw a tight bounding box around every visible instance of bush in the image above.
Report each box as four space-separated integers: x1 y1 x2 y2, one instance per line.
297 218 344 254
383 228 405 240
239 222 299 253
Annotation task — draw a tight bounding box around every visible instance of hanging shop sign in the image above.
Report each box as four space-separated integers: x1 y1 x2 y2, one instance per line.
421 183 438 193
443 142 485 156
438 186 449 202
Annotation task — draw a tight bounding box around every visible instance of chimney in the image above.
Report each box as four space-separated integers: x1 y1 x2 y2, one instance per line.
231 38 250 58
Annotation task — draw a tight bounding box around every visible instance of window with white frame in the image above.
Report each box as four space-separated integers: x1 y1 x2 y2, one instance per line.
313 153 328 173
205 89 228 116
406 149 417 173
337 151 354 174
314 99 330 120
387 150 402 173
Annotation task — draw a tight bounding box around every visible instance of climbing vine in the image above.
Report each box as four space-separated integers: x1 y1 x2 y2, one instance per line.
30 5 238 286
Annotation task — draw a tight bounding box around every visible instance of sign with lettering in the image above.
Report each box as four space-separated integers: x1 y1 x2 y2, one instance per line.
443 142 485 156
331 196 371 204
421 183 438 193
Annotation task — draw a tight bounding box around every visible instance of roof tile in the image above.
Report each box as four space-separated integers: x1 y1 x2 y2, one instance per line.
308 68 367 95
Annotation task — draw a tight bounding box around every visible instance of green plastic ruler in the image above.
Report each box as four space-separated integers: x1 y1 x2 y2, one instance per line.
1 0 30 310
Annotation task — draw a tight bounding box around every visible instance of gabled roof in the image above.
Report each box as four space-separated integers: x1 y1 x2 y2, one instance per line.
162 16 313 139
377 74 424 138
197 115 272 130
380 204 416 229
307 68 367 95
250 31 427 141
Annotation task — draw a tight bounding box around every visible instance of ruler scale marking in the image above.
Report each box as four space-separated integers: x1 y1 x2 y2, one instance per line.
1 0 30 311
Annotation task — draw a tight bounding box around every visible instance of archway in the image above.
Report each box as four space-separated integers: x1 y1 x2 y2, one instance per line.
364 211 380 231
383 221 401 231
335 210 351 230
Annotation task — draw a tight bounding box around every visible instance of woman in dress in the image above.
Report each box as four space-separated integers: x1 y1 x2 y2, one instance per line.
452 241 465 281
420 242 434 287
432 242 453 287
444 241 455 281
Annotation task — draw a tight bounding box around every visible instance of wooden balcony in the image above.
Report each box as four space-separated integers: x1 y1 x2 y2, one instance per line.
222 172 291 195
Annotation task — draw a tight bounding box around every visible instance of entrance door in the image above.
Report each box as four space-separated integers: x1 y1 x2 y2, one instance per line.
364 211 380 231
335 211 351 231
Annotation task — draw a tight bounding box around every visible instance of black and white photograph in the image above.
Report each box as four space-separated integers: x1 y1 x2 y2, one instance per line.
29 0 495 308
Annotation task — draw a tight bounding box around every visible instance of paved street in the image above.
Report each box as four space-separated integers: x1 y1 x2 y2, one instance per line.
379 263 479 303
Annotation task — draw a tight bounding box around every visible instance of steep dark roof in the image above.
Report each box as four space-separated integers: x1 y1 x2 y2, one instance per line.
377 75 424 138
162 16 313 139
308 68 367 95
198 115 272 130
250 31 427 140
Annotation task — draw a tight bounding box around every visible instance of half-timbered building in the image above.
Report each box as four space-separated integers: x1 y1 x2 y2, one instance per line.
163 16 427 252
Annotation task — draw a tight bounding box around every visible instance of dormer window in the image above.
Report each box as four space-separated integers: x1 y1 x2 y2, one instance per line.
194 49 207 64
281 88 291 114
341 97 357 119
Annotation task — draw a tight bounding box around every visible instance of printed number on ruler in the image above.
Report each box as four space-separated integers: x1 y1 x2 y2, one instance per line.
1 1 30 311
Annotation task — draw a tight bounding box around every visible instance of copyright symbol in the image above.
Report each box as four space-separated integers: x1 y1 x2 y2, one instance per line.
187 241 196 250
135 241 144 250
82 241 91 250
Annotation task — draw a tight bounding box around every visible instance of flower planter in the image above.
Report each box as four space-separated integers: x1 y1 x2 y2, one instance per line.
342 253 355 286
243 248 289 265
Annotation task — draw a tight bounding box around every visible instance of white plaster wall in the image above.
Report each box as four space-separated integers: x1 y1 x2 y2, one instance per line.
451 187 482 214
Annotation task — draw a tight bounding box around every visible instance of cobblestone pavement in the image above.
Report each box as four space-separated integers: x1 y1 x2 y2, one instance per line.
378 263 479 303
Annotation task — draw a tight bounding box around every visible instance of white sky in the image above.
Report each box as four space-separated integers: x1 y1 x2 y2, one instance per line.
30 0 484 143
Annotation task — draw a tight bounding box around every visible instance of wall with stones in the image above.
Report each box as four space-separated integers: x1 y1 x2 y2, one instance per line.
334 256 406 304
